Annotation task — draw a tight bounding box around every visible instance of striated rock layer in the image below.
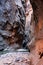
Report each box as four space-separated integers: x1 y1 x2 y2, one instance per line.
0 0 34 51
0 0 25 51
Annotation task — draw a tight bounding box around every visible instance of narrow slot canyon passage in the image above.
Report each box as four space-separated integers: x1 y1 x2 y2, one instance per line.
0 0 43 65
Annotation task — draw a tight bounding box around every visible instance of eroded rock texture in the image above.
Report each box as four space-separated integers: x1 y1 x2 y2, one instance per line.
0 0 34 52
0 0 25 51
22 0 35 50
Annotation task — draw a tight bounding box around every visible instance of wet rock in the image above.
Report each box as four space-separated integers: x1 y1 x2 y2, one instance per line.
22 31 31 51
16 49 29 52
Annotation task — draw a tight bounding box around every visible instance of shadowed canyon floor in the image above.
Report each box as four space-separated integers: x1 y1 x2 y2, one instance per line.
0 39 43 65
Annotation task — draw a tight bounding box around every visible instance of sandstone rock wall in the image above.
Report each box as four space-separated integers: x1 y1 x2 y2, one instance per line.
30 0 43 39
0 0 25 51
0 0 35 51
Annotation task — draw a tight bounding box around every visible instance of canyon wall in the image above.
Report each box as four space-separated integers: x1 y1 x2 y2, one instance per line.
30 0 43 39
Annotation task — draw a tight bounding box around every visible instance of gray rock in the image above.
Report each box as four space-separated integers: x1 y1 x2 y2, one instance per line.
0 35 8 51
0 0 25 51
